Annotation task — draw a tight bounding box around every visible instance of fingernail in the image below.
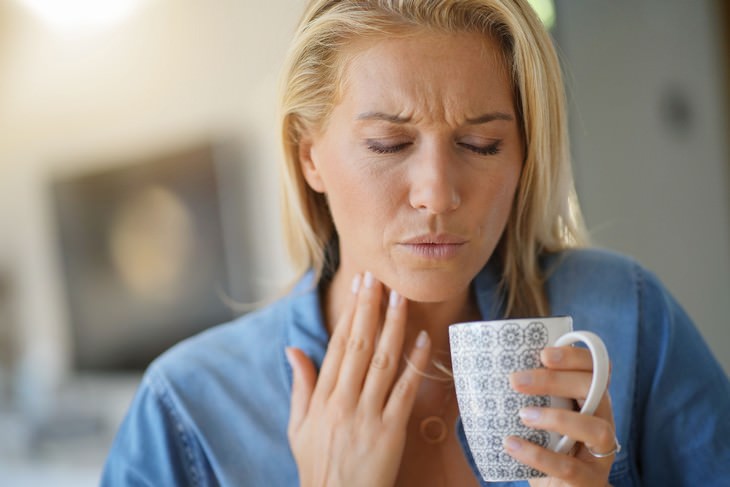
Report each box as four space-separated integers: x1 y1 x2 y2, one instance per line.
519 407 541 423
504 436 521 452
543 347 563 363
363 271 374 288
512 371 532 386
351 274 361 293
415 330 429 348
389 289 400 308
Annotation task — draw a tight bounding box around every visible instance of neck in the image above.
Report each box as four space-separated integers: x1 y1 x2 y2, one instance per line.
404 294 480 355
323 269 482 355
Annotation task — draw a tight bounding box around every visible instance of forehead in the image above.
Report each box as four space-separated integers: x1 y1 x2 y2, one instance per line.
335 30 514 122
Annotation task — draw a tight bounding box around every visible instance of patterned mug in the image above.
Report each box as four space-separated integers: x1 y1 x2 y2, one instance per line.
448 316 609 481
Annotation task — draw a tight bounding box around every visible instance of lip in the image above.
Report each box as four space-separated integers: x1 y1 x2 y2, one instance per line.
401 233 468 245
398 233 467 260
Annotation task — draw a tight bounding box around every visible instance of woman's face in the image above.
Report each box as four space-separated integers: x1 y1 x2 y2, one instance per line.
300 31 524 302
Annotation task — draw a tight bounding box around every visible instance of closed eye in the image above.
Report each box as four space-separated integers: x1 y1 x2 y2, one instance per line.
459 140 502 156
366 141 412 154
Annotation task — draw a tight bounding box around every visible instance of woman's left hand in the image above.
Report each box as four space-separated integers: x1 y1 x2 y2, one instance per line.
505 346 617 487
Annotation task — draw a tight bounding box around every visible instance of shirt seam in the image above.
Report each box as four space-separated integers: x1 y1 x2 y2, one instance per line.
146 366 205 487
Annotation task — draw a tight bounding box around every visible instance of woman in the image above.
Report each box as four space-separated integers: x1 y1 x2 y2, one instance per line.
102 1 730 486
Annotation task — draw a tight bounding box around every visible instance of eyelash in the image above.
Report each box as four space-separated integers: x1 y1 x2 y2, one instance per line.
367 142 411 154
366 140 502 156
459 141 502 156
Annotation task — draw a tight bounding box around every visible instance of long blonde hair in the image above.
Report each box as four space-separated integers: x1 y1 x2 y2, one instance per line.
278 0 588 317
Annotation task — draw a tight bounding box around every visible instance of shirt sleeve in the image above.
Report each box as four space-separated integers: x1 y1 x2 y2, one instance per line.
100 367 216 487
635 267 730 485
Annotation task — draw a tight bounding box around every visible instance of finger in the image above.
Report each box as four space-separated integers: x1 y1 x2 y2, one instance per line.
590 388 614 425
576 391 618 459
334 271 384 402
503 435 595 484
510 369 593 400
286 347 318 436
313 273 361 400
542 346 615 398
518 405 617 461
360 289 407 411
383 329 431 424
540 346 594 371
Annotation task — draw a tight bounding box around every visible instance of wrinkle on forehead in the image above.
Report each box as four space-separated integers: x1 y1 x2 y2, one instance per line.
335 30 514 128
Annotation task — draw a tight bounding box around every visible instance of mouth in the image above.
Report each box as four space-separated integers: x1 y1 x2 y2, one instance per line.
398 233 468 260
401 233 468 245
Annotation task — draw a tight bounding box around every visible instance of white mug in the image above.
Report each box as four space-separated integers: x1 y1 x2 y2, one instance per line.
448 316 609 481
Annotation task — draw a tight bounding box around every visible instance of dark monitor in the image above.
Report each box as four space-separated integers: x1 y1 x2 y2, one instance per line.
51 144 238 371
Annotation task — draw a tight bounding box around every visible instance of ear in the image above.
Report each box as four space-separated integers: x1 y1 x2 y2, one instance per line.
299 135 326 193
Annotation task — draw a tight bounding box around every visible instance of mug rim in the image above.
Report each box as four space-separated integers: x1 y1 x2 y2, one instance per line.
449 315 572 331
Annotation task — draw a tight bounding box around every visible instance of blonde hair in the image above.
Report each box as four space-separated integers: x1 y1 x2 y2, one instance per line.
278 0 588 317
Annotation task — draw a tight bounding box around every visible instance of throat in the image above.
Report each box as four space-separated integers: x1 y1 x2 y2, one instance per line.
405 290 482 352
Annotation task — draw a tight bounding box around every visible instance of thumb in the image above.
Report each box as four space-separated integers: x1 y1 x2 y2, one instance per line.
285 347 317 436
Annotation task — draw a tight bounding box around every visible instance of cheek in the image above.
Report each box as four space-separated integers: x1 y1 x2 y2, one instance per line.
496 159 522 204
476 165 521 232
321 161 398 239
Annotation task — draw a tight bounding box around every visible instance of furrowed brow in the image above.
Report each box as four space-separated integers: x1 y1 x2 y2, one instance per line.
356 112 412 123
465 112 514 124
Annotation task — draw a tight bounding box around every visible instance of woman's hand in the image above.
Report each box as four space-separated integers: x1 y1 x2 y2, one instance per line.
286 272 432 487
505 346 617 487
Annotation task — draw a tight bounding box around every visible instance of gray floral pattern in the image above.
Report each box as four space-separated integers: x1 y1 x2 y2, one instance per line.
524 321 549 348
498 352 518 372
498 322 524 350
450 319 565 481
520 349 542 370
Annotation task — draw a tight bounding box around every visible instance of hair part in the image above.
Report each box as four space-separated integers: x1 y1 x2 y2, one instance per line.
278 0 588 318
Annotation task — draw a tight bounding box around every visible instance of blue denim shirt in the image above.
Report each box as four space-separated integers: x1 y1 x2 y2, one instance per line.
101 249 730 486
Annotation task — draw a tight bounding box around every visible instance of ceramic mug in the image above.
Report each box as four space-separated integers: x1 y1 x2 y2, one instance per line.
448 316 609 481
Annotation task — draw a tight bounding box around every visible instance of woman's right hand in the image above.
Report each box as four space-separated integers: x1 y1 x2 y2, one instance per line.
286 272 432 487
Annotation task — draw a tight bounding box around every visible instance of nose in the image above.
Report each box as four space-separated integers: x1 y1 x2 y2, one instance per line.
408 144 461 214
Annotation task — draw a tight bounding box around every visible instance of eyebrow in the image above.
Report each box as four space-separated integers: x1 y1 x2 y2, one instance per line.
356 112 412 123
355 111 514 124
465 112 514 124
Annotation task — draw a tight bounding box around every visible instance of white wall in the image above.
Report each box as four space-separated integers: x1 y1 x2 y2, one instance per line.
0 0 302 413
555 0 730 371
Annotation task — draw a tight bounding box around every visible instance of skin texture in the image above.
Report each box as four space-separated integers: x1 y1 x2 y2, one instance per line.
300 32 522 312
287 31 617 487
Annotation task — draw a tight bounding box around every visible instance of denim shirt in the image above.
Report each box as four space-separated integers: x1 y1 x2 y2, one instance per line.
101 249 730 486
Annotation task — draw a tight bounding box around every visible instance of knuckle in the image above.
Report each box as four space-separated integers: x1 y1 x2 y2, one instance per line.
595 420 615 447
328 334 347 352
327 402 349 425
370 352 391 370
348 335 372 353
392 377 413 399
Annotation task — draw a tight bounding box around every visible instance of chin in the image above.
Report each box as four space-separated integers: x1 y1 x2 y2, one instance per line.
391 270 474 304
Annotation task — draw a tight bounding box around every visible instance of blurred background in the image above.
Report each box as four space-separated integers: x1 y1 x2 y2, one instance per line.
0 0 728 485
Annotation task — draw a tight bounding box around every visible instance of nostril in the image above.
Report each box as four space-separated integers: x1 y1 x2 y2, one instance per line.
409 185 461 214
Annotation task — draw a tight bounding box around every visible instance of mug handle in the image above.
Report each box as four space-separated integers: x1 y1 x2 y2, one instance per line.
551 331 610 454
